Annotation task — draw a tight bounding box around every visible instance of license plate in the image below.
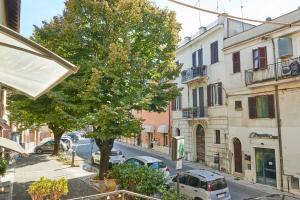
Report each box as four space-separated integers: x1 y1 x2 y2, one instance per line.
217 193 225 198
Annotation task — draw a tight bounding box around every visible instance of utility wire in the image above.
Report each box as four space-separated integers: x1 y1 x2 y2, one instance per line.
168 0 300 27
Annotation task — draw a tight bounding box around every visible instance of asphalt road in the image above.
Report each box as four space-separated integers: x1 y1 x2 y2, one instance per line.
75 138 268 200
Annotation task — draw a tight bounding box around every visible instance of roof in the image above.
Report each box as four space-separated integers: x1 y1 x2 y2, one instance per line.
135 156 162 163
224 8 300 49
4 0 20 32
185 169 224 181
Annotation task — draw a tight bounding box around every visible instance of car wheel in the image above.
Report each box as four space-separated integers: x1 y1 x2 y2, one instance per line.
194 198 203 200
36 148 42 154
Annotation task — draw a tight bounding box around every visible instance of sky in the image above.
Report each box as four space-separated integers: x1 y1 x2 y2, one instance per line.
21 0 300 39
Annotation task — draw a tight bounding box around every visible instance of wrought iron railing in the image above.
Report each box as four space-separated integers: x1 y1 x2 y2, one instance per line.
182 106 208 118
68 190 160 200
245 57 300 85
181 66 207 83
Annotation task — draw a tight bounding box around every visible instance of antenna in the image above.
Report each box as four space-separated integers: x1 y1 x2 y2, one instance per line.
240 0 245 31
196 0 202 27
216 0 219 12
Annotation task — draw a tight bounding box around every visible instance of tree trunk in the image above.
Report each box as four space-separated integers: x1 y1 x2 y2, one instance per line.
52 133 62 156
95 138 114 180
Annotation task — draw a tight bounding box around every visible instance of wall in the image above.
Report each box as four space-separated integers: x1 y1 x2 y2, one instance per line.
0 0 6 26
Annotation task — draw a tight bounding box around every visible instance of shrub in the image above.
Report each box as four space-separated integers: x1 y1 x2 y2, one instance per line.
28 177 68 200
111 163 165 196
0 159 8 176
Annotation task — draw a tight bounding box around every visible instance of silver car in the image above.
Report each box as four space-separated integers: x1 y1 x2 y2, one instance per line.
91 149 125 168
168 169 231 200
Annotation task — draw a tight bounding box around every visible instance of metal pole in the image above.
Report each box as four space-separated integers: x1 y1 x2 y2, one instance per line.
71 150 75 167
176 170 180 198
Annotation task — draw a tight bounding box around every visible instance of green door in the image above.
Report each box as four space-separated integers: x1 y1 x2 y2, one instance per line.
255 148 277 187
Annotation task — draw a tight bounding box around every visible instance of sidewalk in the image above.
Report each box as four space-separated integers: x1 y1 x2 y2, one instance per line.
12 154 99 200
116 141 300 199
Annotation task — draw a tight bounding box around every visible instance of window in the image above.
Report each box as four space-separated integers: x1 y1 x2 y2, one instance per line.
235 101 242 110
210 41 219 64
232 51 241 73
248 95 275 119
207 82 222 107
253 47 267 70
192 49 203 68
178 174 189 184
187 176 200 188
192 52 197 67
125 158 144 166
215 130 221 144
210 178 228 191
148 162 166 169
291 176 299 190
164 133 168 146
172 95 182 111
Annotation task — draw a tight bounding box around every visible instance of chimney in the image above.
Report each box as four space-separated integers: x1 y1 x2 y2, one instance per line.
199 26 207 34
266 17 272 21
184 36 191 42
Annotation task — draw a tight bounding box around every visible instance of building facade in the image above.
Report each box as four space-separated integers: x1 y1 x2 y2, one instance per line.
224 8 300 194
173 16 254 172
121 107 172 155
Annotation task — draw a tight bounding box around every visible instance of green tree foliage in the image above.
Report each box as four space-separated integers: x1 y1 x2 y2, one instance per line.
9 0 181 178
0 159 8 176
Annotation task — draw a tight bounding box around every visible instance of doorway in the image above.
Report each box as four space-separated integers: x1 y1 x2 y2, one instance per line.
233 138 242 173
255 148 277 187
196 125 205 162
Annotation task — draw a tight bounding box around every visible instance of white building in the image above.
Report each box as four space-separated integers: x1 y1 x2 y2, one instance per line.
224 8 300 194
173 15 254 171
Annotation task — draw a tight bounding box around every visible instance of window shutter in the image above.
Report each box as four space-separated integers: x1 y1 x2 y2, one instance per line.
207 85 212 107
179 95 182 110
233 52 241 73
211 41 219 64
214 41 219 63
218 82 223 105
248 97 257 119
192 52 197 68
268 95 275 118
258 47 267 69
198 49 203 67
192 89 197 107
253 49 259 70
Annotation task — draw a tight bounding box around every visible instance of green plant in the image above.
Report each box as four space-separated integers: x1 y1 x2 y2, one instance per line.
0 159 8 176
28 177 51 200
28 177 68 200
49 177 68 200
112 164 165 196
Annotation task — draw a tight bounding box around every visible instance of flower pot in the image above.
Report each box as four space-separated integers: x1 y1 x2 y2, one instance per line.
104 178 116 192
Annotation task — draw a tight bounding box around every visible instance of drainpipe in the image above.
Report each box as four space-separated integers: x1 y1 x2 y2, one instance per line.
168 102 171 155
272 38 284 191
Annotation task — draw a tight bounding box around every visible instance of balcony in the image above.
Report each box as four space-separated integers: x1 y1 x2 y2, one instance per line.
68 190 159 200
181 66 207 84
245 57 300 86
182 106 208 119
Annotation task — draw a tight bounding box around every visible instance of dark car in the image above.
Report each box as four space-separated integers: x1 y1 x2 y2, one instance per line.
34 139 68 154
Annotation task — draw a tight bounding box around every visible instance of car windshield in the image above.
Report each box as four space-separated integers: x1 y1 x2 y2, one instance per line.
110 151 121 156
210 178 227 191
147 162 166 169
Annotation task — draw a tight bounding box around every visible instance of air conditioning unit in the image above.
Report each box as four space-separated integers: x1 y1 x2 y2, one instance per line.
278 37 293 58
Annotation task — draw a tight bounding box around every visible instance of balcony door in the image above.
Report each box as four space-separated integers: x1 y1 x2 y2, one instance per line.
199 87 204 117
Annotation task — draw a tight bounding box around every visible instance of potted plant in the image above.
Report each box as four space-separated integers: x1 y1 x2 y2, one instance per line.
104 171 116 191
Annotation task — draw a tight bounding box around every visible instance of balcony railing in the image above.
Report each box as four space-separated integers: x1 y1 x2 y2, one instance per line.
68 190 160 200
182 106 208 119
181 66 207 83
245 57 300 85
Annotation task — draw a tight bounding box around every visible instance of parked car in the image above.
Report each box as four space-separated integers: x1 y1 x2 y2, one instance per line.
167 169 231 200
124 156 170 178
60 136 72 150
65 132 79 143
34 139 68 154
91 149 125 168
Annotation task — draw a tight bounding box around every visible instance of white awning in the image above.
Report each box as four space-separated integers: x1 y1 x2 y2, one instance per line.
0 137 25 154
0 24 78 98
142 125 155 133
157 125 169 133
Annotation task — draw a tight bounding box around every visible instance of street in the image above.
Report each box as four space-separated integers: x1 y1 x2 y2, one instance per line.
74 138 269 200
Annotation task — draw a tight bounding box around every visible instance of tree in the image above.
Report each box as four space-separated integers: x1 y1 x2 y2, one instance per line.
10 0 181 178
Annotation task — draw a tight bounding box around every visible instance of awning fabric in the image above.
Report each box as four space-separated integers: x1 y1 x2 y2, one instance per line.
142 125 155 133
157 125 169 133
0 24 78 98
0 137 25 154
